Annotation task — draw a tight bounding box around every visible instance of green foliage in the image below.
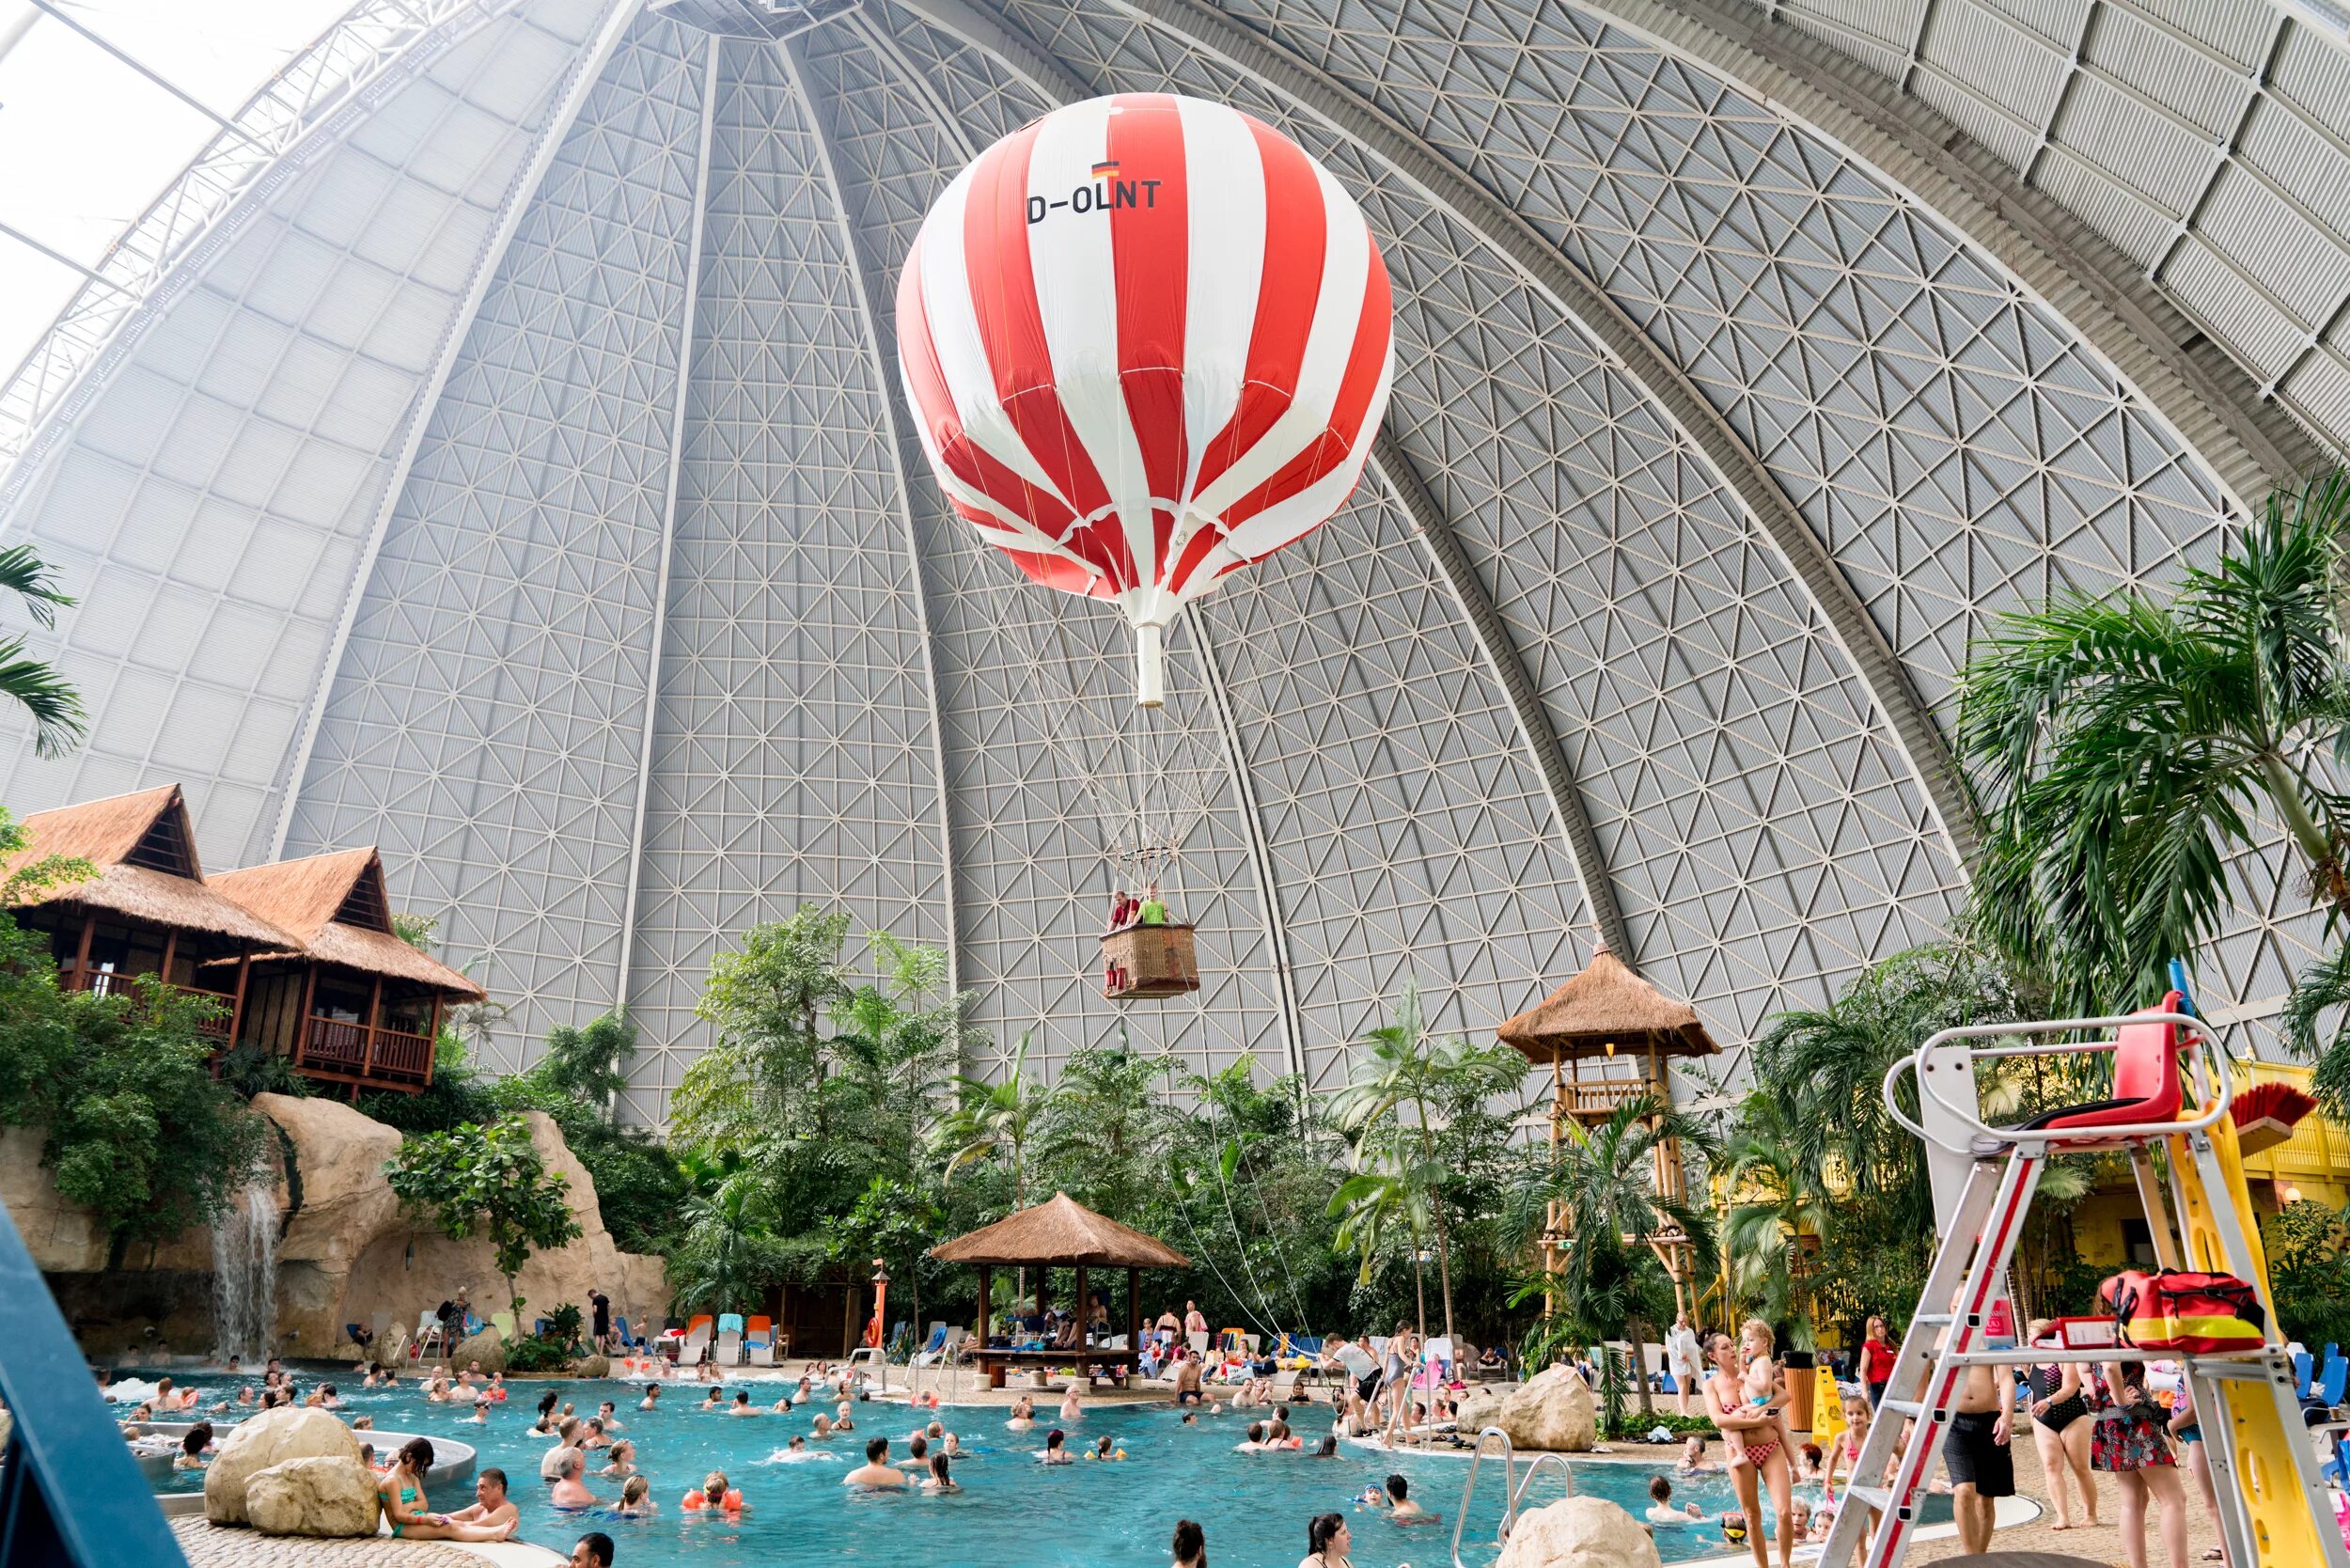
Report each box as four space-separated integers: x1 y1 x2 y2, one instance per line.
1959 468 2350 1011
385 1114 581 1312
212 1041 313 1101
669 1171 793 1315
2262 1200 2350 1352
484 1011 684 1254
504 1335 572 1372
0 894 264 1247
0 543 86 757
392 913 438 952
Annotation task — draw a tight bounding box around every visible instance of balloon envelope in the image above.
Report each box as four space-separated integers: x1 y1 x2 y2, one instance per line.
896 93 1394 703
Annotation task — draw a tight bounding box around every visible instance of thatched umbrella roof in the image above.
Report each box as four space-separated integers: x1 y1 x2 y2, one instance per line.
4 785 298 949
930 1191 1189 1269
1496 941 1719 1064
212 848 483 998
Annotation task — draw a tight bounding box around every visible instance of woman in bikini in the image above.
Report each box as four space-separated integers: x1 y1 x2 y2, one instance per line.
378 1439 515 1542
2024 1319 2097 1530
1704 1330 1795 1568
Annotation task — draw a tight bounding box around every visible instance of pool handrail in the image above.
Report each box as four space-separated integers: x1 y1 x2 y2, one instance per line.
0 1198 191 1565
1452 1425 1514 1568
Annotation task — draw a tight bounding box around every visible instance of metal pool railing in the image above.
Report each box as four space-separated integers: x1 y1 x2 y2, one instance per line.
0 1200 189 1565
1451 1426 1576 1568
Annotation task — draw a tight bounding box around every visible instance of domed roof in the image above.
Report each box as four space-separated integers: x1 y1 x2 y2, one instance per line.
0 0 2338 1124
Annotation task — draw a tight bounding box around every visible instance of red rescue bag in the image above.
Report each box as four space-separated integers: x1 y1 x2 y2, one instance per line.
2098 1269 2265 1354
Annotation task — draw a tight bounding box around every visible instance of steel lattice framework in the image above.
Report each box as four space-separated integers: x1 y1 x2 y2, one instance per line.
0 0 2342 1122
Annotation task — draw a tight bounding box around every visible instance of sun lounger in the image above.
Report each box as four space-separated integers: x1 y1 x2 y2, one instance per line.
676 1314 713 1367
490 1310 517 1342
715 1312 745 1367
914 1325 964 1368
746 1315 775 1367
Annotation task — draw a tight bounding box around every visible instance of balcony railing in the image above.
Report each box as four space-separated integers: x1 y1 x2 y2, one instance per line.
55 965 236 1040
299 1017 432 1088
1550 1076 1667 1118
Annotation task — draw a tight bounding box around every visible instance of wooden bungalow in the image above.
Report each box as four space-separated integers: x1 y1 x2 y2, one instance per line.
210 849 481 1096
3 785 299 1043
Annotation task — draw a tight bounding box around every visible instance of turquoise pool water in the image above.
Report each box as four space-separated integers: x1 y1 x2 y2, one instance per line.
131 1374 1846 1566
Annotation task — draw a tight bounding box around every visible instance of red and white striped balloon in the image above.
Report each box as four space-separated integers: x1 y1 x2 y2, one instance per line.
896 93 1394 706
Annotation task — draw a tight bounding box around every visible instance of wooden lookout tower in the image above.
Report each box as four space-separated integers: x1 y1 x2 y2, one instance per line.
1496 939 1719 1311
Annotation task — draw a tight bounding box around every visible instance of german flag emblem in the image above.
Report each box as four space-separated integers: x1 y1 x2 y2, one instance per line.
1090 160 1120 177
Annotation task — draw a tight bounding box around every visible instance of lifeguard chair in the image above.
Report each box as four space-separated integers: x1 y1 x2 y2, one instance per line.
1101 922 1199 999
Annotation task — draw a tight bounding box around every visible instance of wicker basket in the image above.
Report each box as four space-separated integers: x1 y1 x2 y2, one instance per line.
1100 923 1199 998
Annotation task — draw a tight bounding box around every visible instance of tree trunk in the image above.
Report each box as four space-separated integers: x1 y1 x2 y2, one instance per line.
1416 1106 1459 1346
2261 750 2349 906
1629 1321 1654 1416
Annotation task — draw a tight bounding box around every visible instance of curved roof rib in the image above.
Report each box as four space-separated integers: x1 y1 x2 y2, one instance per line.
918 0 1983 869
1571 0 2324 503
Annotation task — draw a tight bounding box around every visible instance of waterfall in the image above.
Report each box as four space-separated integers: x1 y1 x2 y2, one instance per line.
211 1180 278 1364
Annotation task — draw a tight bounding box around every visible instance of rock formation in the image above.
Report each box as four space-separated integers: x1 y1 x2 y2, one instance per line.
1496 1497 1662 1568
204 1407 362 1526
9 1094 666 1356
1475 1364 1598 1451
244 1455 383 1538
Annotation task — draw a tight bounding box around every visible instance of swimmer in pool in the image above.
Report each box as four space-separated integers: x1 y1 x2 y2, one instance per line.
772 1392 796 1413
1060 1387 1084 1421
614 1476 654 1517
1385 1474 1432 1520
834 1401 855 1433
942 1433 967 1458
700 1388 724 1411
1039 1429 1073 1465
1006 1396 1035 1432
813 1414 834 1438
639 1385 661 1412
923 1453 959 1493
728 1392 760 1417
1088 1435 1124 1461
683 1471 746 1513
787 1435 807 1453
844 1437 907 1489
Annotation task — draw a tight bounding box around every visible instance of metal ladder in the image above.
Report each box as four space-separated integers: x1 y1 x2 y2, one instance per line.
1815 1010 2348 1568
1451 1426 1577 1568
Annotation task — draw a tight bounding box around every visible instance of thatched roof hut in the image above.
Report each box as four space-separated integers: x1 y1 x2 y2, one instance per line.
212 848 482 998
3 785 296 948
1496 941 1718 1064
931 1191 1189 1269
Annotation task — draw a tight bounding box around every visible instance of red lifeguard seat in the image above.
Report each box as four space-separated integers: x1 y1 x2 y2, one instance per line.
2013 990 2186 1139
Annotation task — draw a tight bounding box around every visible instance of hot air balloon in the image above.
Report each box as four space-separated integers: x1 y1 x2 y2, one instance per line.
895 93 1395 709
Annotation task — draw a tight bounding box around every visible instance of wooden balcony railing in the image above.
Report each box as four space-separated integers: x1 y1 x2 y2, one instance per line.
299 1017 432 1088
56 965 236 1040
1550 1076 1667 1119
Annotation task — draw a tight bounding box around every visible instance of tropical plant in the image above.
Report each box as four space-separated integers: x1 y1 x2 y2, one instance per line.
0 543 85 756
669 1169 791 1315
935 1030 1048 1310
672 907 854 1148
384 1115 582 1316
526 1011 636 1110
1504 1094 1716 1414
1036 1038 1174 1220
1718 1086 1834 1344
1328 979 1525 1345
2280 944 2350 1121
1959 469 2350 1009
2262 1200 2350 1351
1749 944 2016 1239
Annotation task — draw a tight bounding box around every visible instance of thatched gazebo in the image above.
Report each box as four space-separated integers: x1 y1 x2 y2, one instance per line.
1497 939 1719 1307
930 1192 1189 1388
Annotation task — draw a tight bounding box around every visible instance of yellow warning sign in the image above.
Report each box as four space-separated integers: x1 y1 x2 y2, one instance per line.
1812 1366 1846 1445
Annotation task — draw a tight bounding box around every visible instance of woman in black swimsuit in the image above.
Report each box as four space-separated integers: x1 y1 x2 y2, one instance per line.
2025 1320 2099 1531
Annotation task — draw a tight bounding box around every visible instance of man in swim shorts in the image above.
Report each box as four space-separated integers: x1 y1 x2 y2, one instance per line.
1940 1351 2013 1554
1172 1353 1203 1405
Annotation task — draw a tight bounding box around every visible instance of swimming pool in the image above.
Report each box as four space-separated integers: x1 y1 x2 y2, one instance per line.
130 1375 1838 1567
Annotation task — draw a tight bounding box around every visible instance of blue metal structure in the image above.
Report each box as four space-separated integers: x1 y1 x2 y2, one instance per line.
0 1201 188 1566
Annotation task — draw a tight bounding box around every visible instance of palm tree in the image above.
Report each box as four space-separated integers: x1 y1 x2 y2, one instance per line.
1329 979 1523 1346
1038 1035 1173 1218
936 1030 1048 1312
1505 1094 1716 1414
670 1170 788 1315
1958 469 2350 1008
1719 1089 1834 1339
1752 944 2016 1238
1328 1121 1439 1338
0 543 84 757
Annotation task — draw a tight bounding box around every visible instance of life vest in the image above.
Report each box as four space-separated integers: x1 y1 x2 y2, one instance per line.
2098 1269 2266 1354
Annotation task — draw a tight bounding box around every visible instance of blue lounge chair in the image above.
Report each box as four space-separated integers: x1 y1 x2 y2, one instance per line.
2320 1354 2347 1408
